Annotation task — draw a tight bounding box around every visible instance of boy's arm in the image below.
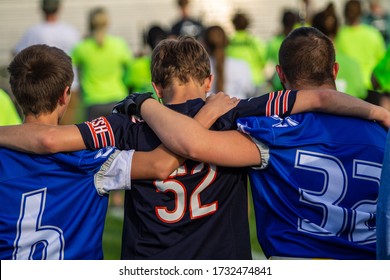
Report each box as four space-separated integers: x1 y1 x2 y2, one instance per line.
131 92 241 179
293 89 390 128
0 92 239 180
0 124 85 153
140 97 261 167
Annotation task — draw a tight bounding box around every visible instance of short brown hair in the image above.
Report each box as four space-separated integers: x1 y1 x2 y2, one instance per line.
8 44 74 116
279 27 336 87
344 0 362 25
151 36 211 89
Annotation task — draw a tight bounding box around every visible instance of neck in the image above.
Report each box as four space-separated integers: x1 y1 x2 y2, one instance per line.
162 81 207 104
24 113 61 125
290 83 336 91
45 13 58 23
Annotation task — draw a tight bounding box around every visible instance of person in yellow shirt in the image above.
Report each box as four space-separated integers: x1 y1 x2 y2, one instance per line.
226 11 267 94
0 89 21 125
335 0 386 99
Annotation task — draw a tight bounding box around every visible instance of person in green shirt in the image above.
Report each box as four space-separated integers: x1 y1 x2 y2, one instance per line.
124 25 168 100
0 89 21 125
71 6 133 121
372 46 390 111
373 46 390 93
335 0 386 95
266 9 299 91
226 11 267 94
311 3 366 100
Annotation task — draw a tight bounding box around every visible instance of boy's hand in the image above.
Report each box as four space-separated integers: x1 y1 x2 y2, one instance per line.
112 92 154 117
194 92 240 128
204 92 240 118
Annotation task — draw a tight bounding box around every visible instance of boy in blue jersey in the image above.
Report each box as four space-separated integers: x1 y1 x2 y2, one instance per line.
0 37 389 260
0 44 235 260
0 44 135 260
238 27 387 259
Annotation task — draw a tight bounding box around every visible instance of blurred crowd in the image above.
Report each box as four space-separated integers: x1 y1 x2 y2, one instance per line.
2 0 390 127
0 0 389 130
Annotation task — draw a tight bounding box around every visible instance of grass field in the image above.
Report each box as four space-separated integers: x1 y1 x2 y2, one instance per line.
102 186 265 260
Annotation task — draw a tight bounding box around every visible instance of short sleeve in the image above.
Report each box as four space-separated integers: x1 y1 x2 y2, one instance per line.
94 149 134 195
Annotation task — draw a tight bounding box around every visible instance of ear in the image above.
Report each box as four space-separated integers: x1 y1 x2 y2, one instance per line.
59 86 71 105
152 82 163 99
333 62 339 80
276 65 287 84
204 74 214 92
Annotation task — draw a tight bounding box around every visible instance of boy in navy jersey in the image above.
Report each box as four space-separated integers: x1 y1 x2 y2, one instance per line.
0 37 389 259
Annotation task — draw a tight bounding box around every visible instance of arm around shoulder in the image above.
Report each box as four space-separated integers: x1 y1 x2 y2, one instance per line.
292 89 390 128
0 123 85 153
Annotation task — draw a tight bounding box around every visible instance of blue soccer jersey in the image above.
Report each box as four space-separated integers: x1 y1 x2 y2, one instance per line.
76 91 297 260
0 147 132 260
237 113 386 259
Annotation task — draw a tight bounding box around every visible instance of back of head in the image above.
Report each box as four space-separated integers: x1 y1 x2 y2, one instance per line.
344 0 362 25
89 7 109 46
177 0 189 9
41 0 60 15
232 12 250 31
282 10 299 35
312 3 339 39
8 44 73 116
146 25 168 50
151 36 210 89
203 25 228 92
203 25 228 53
279 27 336 88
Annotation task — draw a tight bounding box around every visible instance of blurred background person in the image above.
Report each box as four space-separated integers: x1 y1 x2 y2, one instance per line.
170 0 204 39
226 11 267 95
335 0 386 103
0 89 21 125
13 0 80 56
362 0 390 47
202 25 255 99
71 6 133 121
13 0 81 125
125 24 168 99
311 2 366 100
372 45 390 110
266 9 299 91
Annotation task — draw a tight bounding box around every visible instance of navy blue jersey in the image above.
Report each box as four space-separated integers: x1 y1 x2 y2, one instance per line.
76 91 297 259
237 113 386 259
0 147 126 260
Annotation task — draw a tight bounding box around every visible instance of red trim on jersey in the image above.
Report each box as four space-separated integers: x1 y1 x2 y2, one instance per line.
266 91 275 116
283 90 291 114
86 121 99 149
274 91 283 116
104 116 115 147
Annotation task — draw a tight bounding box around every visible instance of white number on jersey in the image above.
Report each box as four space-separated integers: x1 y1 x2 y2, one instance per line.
13 188 65 260
155 163 218 223
295 150 380 244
